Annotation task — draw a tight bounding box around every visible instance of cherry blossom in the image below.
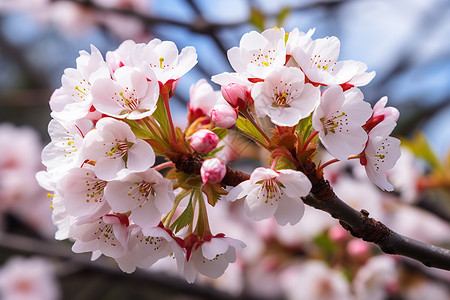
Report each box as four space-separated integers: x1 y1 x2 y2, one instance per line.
226 168 312 226
41 119 93 174
58 166 111 220
50 45 110 121
80 117 155 180
71 213 130 259
252 66 320 126
115 225 184 274
285 28 315 55
228 28 286 79
91 65 159 119
104 168 174 229
312 86 372 161
188 79 220 121
183 234 246 283
129 38 198 84
292 35 374 87
0 256 60 300
361 122 401 191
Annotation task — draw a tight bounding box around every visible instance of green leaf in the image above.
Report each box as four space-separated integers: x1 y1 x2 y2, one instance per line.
274 156 297 171
170 192 194 233
295 114 314 143
249 7 265 31
401 132 442 172
276 7 291 27
152 97 170 137
235 116 268 147
211 127 229 141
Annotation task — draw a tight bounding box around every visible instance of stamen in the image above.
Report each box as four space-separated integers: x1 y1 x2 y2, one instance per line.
75 86 87 96
159 57 165 69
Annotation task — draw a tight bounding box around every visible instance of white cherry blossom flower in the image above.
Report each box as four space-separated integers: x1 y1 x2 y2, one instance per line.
252 66 320 126
226 168 312 226
362 122 401 191
50 45 110 121
312 86 372 161
286 28 315 55
41 119 94 174
104 168 174 229
115 225 184 274
130 38 198 84
71 213 130 259
80 117 155 181
188 78 220 121
292 36 374 87
58 166 111 220
91 65 159 119
184 234 245 283
224 28 287 81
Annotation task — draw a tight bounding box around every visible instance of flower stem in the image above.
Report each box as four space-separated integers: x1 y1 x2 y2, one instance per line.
300 130 319 154
161 92 177 145
318 154 361 172
153 161 175 171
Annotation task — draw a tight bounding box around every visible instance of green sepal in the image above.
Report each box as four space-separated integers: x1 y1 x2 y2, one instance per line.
201 182 228 207
211 127 229 141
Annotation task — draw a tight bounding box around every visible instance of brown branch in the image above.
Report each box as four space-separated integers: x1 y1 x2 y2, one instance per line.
171 153 450 271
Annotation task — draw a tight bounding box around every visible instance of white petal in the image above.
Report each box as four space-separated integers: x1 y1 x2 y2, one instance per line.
201 238 229 260
274 195 305 226
277 169 312 198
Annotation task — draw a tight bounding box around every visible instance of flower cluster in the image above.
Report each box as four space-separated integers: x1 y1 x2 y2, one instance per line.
38 27 402 283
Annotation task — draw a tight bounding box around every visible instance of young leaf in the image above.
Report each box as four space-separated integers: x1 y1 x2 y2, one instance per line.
235 116 268 147
152 96 170 137
211 127 229 141
170 192 194 233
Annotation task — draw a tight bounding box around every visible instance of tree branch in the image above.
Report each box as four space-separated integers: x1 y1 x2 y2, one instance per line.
170 153 450 271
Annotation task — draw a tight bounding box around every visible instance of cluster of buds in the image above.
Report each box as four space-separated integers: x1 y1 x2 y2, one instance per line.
37 27 402 283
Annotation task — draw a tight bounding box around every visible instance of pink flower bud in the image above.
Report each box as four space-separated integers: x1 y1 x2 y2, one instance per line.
190 129 219 153
221 83 249 109
201 158 227 184
346 239 371 259
328 225 348 242
211 104 238 129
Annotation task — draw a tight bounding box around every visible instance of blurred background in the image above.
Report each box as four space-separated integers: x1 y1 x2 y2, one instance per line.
0 0 450 299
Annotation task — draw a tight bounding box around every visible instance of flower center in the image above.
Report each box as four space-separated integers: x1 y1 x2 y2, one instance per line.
320 111 348 135
85 178 107 203
256 179 283 204
250 49 276 68
310 54 336 71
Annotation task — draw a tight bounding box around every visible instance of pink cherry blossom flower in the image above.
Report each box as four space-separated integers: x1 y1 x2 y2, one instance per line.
285 28 315 55
91 65 159 119
41 119 94 174
361 122 401 191
252 66 320 126
115 225 184 274
58 166 111 220
292 35 374 87
80 117 155 180
0 256 60 300
190 129 219 153
188 79 220 121
201 158 227 184
106 39 136 72
50 45 110 121
183 234 245 283
104 168 174 229
312 86 372 161
226 167 312 226
364 96 400 132
227 28 286 80
72 213 130 259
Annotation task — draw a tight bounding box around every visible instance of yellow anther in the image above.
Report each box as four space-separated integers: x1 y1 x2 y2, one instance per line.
262 61 269 67
68 141 74 146
159 57 165 69
75 86 87 96
47 193 54 198
323 65 328 70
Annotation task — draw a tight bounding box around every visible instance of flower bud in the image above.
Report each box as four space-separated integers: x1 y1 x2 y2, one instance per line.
221 83 249 109
346 239 371 260
190 129 219 153
201 158 227 184
211 104 238 129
